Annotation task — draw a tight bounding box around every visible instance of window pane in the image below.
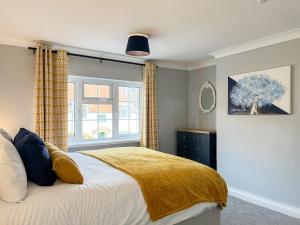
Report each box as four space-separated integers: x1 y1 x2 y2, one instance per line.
118 86 140 135
68 110 74 120
68 120 74 137
98 120 112 139
130 102 139 119
119 120 129 134
98 104 112 139
82 104 97 120
98 85 110 98
119 102 129 119
68 98 75 120
119 87 129 101
129 87 139 102
129 120 139 134
82 120 97 140
68 83 74 101
98 104 112 120
84 84 97 97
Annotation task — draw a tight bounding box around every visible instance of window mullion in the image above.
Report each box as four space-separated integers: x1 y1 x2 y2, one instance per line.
112 83 119 140
77 79 83 142
128 88 131 136
139 84 143 138
97 97 100 141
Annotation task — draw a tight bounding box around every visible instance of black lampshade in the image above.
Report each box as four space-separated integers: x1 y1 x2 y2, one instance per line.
125 34 150 56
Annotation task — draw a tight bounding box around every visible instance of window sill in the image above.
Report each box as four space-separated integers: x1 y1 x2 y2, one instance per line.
68 139 140 149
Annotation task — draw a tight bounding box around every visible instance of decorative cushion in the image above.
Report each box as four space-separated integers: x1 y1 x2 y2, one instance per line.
13 128 30 144
0 134 27 202
0 128 14 143
14 128 56 186
45 142 83 184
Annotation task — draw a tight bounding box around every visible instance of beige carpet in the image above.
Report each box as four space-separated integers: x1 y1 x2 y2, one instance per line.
221 196 300 225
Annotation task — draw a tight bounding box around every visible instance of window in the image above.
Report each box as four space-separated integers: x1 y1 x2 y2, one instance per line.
68 76 142 145
118 87 140 135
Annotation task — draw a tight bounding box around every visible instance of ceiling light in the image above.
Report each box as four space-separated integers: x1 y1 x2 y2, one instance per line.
125 34 150 57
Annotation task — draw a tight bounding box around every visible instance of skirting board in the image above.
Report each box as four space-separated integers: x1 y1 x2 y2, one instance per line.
229 187 300 219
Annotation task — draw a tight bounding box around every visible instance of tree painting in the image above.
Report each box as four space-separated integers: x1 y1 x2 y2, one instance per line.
230 74 286 115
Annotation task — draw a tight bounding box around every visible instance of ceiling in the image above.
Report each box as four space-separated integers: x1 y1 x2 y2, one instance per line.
0 0 300 64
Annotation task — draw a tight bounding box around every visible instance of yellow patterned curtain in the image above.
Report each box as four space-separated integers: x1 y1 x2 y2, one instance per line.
34 45 69 151
140 62 159 150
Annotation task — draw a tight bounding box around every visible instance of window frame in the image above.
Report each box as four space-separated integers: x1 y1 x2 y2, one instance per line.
67 81 77 143
82 80 113 101
68 75 143 146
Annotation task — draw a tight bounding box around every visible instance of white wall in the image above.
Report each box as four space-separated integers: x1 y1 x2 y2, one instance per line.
216 39 300 209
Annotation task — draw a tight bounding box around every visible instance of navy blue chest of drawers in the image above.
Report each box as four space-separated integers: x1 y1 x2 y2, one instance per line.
177 129 217 170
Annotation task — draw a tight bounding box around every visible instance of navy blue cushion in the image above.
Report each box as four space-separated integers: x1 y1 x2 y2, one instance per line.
14 128 56 186
14 128 30 145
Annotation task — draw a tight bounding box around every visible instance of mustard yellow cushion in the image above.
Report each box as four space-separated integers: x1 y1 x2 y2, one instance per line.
45 142 83 184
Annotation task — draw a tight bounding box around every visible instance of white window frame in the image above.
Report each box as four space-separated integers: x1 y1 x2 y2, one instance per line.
68 75 143 146
82 80 113 101
67 81 77 144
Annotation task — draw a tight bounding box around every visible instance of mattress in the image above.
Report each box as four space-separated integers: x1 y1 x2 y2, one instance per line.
0 152 217 225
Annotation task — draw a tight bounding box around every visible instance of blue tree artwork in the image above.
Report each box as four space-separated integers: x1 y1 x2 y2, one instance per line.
228 66 291 115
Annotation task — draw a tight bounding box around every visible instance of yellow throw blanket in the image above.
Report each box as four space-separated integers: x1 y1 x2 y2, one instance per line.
80 147 228 221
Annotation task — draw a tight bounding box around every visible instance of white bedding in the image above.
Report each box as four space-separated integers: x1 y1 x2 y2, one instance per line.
0 152 216 225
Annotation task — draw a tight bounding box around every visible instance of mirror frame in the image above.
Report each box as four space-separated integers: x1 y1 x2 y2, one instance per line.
198 81 216 114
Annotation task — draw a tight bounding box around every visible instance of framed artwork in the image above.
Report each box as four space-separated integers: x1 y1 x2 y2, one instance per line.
228 65 291 115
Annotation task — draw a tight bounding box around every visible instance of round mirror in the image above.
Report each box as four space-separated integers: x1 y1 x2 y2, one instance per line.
199 82 216 114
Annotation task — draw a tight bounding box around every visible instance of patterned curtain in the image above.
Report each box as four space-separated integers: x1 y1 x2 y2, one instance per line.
140 62 159 150
34 45 69 151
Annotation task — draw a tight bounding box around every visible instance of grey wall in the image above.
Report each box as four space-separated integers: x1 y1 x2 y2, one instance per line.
0 45 35 136
0 45 188 154
157 68 189 154
69 55 143 81
216 39 300 208
188 66 216 130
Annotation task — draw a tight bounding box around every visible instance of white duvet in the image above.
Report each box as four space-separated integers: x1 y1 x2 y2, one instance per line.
0 153 216 225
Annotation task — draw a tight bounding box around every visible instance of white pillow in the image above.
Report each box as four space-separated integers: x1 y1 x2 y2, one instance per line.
0 128 13 143
0 134 27 202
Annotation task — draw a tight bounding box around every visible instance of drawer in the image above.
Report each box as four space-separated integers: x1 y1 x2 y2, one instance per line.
177 132 192 159
177 144 190 159
184 134 210 165
177 132 190 144
177 130 216 170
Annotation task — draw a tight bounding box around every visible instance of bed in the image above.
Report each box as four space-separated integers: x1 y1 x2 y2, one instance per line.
0 152 221 225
